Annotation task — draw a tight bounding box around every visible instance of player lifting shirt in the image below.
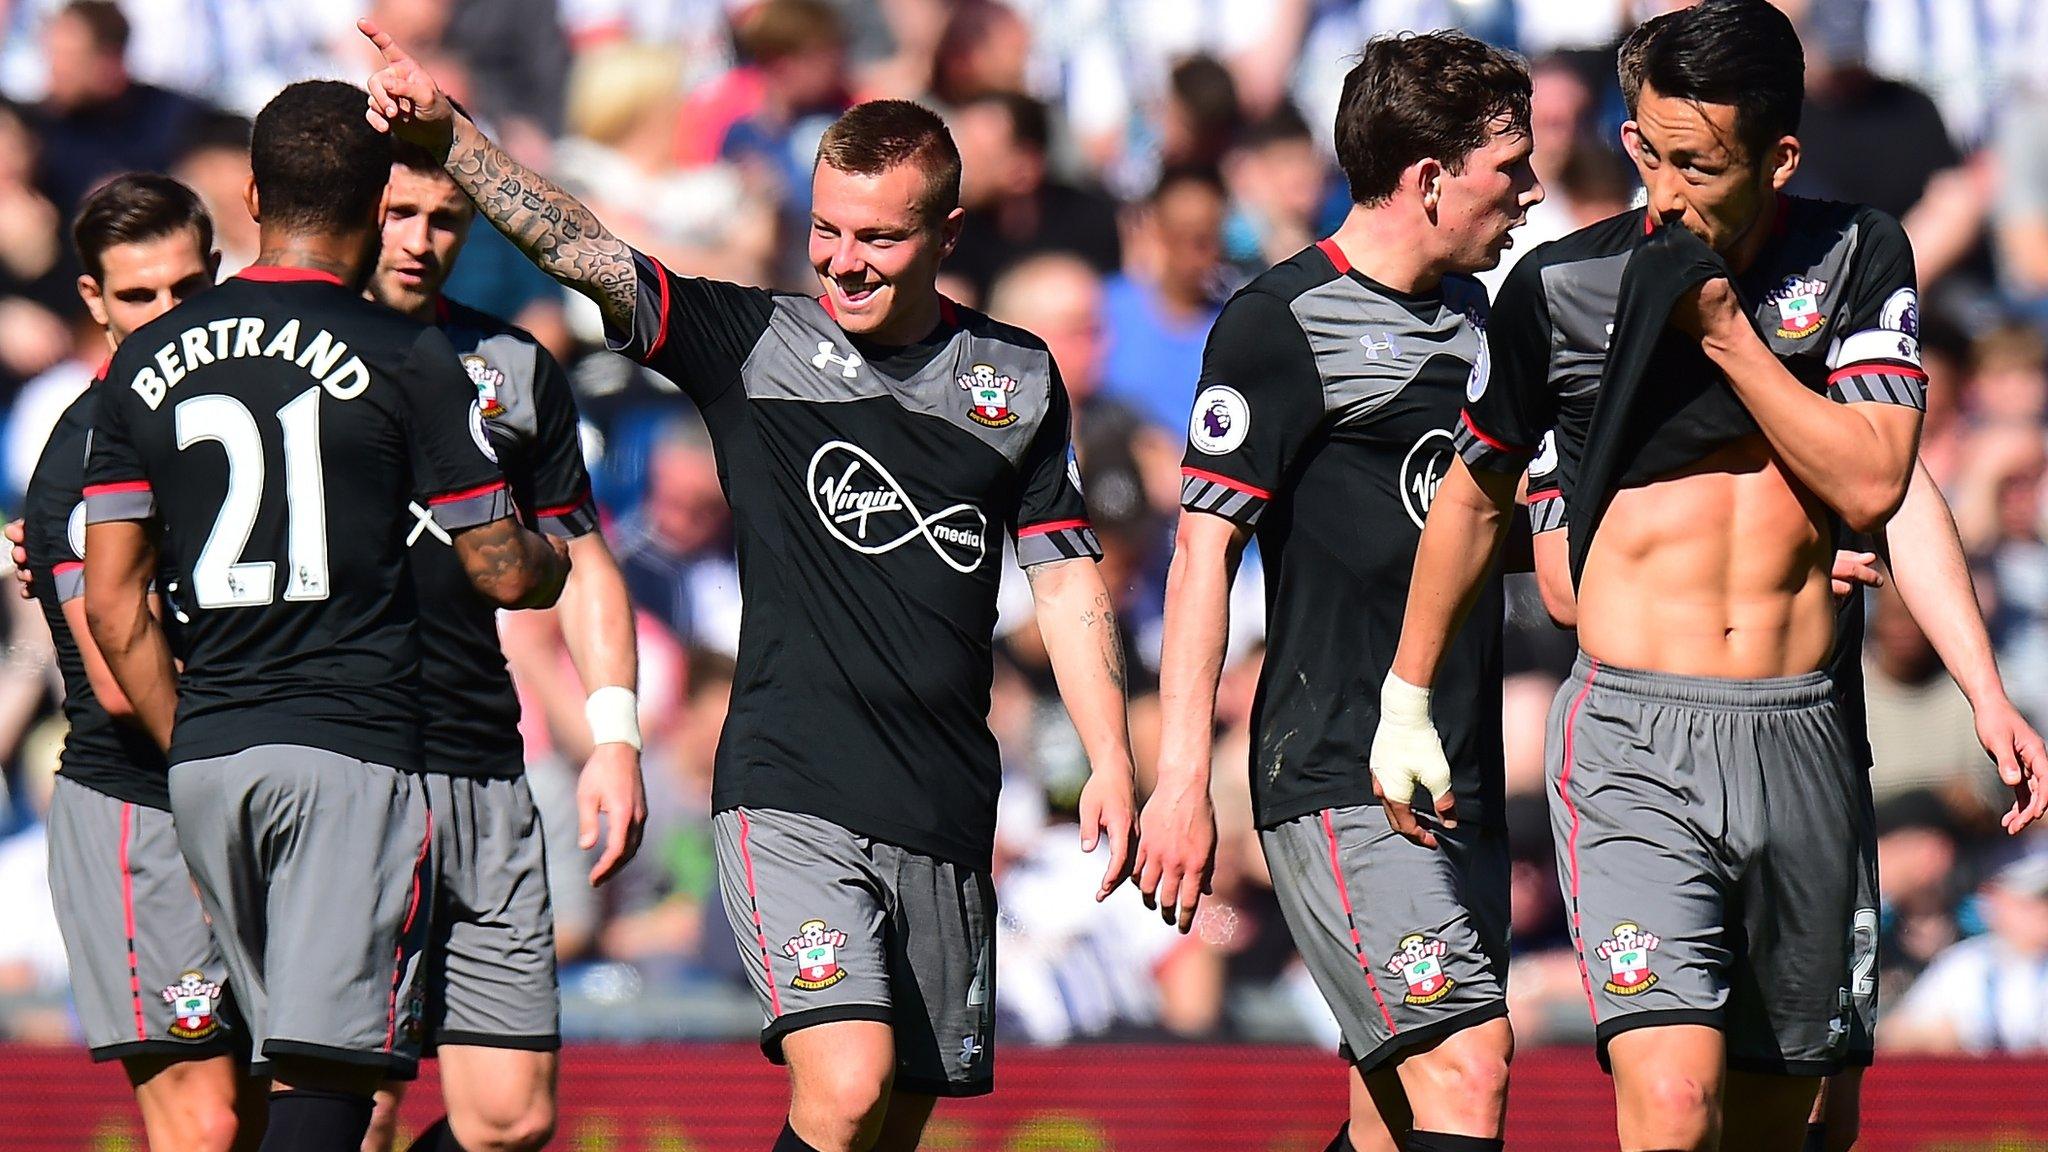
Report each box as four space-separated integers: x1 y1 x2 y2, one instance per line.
81 81 568 1152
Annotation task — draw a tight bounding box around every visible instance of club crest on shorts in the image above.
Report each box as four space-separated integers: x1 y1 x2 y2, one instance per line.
785 919 849 990
1384 933 1455 1006
160 970 223 1040
1767 276 1829 339
462 354 507 418
1597 922 1661 995
958 363 1020 427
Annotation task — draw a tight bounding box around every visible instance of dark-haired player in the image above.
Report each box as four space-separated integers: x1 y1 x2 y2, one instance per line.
29 174 255 1152
1376 3 2043 1149
1143 32 1539 1152
363 23 1138 1152
355 144 644 1152
82 80 568 1152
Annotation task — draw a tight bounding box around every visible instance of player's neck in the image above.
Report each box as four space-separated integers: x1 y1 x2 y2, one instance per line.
252 229 371 290
850 289 944 349
1326 204 1442 295
1719 190 1781 276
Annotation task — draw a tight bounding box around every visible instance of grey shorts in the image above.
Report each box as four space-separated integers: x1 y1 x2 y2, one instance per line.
1844 767 1879 1067
1261 806 1510 1072
419 773 559 1053
1549 655 1862 1076
713 807 995 1098
169 745 434 1075
47 775 238 1062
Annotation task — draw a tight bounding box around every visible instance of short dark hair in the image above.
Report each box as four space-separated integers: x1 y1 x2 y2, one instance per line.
1334 32 1532 207
816 99 962 223
1636 0 1804 160
390 139 455 181
58 0 128 56
72 173 213 280
1616 12 1680 115
250 80 391 235
1235 102 1313 152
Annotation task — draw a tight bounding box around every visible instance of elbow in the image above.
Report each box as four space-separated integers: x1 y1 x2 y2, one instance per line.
1841 478 1912 536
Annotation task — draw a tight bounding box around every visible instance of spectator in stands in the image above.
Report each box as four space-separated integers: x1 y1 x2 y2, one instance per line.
168 111 258 275
1875 790 1968 991
1864 580 2012 818
612 419 742 653
1102 166 1229 432
0 746 67 1013
929 0 1033 109
949 92 1122 301
714 0 854 224
29 1 207 214
1887 854 2048 1052
1219 103 1324 276
0 98 73 397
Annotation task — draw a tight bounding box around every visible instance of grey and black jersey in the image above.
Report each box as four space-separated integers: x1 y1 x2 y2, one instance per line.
607 252 1097 870
410 297 599 778
1460 196 1924 504
1179 240 1504 830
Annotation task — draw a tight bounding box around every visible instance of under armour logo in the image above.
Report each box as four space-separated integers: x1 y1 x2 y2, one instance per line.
406 501 452 547
959 1035 983 1067
812 341 862 378
1359 333 1399 360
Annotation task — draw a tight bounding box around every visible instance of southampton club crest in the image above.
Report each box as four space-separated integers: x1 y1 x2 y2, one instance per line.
1597 922 1661 996
161 970 223 1040
785 919 850 991
1767 276 1829 339
959 363 1020 427
461 353 507 417
1384 933 1455 1006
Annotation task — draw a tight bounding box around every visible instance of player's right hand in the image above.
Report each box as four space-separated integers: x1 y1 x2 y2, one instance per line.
1134 774 1215 934
359 18 456 155
1369 672 1455 848
4 519 30 599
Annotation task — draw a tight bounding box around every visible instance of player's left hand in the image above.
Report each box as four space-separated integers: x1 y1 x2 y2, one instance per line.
4 519 30 599
1078 764 1137 902
577 741 646 886
1973 694 2048 834
359 18 456 155
1831 550 1883 599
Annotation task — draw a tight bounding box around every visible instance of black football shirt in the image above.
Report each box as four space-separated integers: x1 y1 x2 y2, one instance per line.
1179 240 1505 830
607 251 1097 869
24 381 173 807
408 296 599 778
84 266 513 770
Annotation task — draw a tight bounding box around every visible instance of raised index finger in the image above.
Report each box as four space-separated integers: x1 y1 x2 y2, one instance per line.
357 17 414 66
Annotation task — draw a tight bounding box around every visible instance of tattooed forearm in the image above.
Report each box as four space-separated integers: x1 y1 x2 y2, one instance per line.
455 519 571 610
1084 591 1129 695
444 115 636 331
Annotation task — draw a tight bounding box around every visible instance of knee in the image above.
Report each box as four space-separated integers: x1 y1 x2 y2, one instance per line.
1629 1070 1717 1128
1410 1044 1511 1121
451 1099 558 1152
791 1060 893 1149
188 1098 240 1152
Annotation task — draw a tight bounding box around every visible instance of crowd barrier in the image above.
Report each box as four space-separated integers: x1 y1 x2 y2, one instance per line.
14 1042 2048 1150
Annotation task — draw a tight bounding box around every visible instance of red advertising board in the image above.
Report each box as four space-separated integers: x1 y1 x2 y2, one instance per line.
12 1043 2047 1151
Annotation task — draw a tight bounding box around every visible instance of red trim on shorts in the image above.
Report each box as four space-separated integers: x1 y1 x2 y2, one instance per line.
1828 363 1927 386
1320 810 1397 1035
1180 467 1272 500
643 254 674 364
1017 518 1089 537
384 809 434 1051
1525 487 1561 503
83 480 152 498
1558 663 1601 1025
236 265 343 286
426 480 507 507
738 810 782 1017
1458 411 1521 453
52 561 83 578
1315 237 1351 274
119 803 146 1041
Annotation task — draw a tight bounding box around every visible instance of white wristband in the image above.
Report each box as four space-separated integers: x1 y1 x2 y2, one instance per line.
584 685 641 751
1379 672 1433 723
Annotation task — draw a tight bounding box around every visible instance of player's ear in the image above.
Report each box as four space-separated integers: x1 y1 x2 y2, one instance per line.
77 274 109 328
1764 134 1801 191
206 250 222 283
1415 157 1444 218
243 174 261 224
937 205 965 259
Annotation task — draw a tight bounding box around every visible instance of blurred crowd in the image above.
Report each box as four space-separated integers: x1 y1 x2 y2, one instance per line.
4 0 2048 1058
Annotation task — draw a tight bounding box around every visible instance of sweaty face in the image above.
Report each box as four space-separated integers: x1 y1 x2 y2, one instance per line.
1434 119 1543 274
83 228 215 346
809 161 959 342
1625 82 1787 257
370 165 476 316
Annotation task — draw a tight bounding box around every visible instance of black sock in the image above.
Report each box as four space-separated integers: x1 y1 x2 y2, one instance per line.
774 1121 823 1152
1406 1133 1503 1152
404 1117 467 1152
1804 1121 1829 1152
1323 1122 1356 1152
262 1089 374 1152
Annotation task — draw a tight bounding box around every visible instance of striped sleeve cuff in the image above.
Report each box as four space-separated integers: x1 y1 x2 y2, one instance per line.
1015 518 1101 567
83 480 154 523
1527 488 1567 534
52 561 84 604
426 480 515 531
1454 412 1531 473
1179 467 1269 528
1827 363 1927 410
536 491 601 538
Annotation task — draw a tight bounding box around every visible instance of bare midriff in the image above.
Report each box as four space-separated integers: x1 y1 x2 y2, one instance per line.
1575 433 1836 679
